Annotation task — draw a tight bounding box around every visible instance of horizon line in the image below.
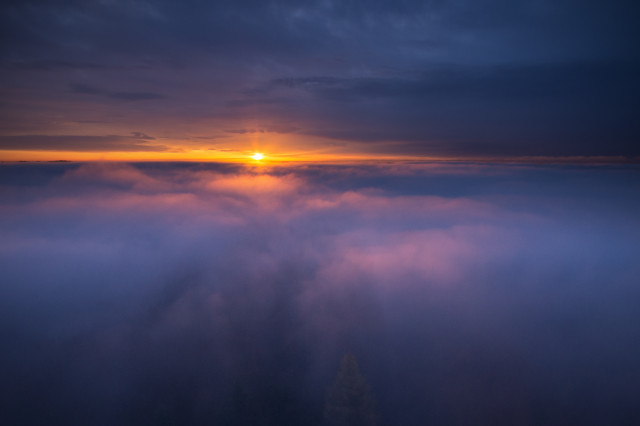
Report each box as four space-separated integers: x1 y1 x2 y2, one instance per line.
2 155 639 167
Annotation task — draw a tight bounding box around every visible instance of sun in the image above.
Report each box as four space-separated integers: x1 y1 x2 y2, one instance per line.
252 152 264 161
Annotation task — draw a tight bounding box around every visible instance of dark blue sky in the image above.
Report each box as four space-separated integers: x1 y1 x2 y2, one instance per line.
1 0 639 159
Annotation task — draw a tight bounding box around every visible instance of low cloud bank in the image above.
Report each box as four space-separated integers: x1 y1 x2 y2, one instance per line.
1 162 639 425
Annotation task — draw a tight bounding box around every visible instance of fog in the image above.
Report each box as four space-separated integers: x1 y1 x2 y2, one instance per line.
1 162 639 425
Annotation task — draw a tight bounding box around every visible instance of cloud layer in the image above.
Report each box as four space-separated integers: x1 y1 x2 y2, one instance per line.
1 162 639 425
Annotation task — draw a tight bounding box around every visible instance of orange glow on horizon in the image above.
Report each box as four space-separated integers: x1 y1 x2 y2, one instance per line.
0 131 460 164
1 149 633 165
0 147 441 164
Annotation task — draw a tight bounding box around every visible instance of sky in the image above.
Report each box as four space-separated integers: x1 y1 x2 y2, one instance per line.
2 2 640 425
1 0 639 161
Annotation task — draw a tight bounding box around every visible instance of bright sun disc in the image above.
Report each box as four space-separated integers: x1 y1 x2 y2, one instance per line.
252 153 264 161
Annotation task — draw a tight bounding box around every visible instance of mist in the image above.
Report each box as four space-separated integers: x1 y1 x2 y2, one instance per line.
1 162 639 425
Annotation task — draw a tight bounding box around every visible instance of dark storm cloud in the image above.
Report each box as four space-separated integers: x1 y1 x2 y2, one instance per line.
110 91 166 101
272 62 639 102
1 0 639 155
70 83 167 101
265 61 640 155
1 162 640 425
0 134 167 151
6 59 112 71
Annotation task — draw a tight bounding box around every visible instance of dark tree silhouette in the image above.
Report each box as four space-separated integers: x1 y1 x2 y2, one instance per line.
324 353 378 426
